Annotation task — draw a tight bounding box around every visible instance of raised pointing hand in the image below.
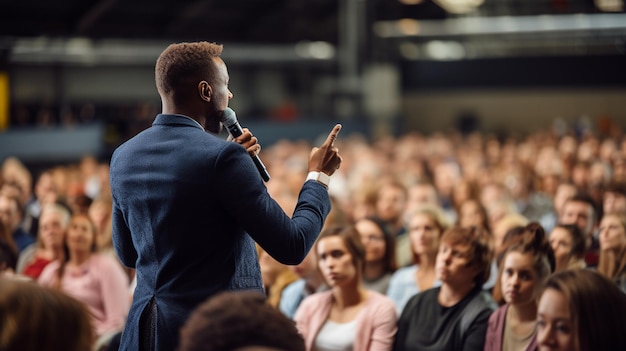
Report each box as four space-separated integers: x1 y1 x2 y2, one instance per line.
309 124 343 176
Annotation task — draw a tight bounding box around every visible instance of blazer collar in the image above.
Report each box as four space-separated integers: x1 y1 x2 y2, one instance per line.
153 114 204 130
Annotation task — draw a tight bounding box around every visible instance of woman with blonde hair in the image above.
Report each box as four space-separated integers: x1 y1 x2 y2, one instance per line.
17 203 70 279
38 213 130 339
387 204 448 314
597 212 626 292
295 225 397 351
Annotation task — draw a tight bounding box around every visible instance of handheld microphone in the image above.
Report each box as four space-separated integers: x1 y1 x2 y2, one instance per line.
221 107 271 182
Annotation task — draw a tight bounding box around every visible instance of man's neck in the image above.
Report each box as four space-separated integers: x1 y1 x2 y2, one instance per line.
438 282 476 307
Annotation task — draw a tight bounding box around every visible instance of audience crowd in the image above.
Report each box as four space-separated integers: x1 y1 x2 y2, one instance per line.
2 120 626 350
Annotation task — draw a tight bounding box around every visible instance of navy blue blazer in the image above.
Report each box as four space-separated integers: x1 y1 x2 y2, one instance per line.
110 114 331 351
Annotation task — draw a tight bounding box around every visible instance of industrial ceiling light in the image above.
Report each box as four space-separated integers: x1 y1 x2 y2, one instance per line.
398 0 425 4
433 0 484 14
595 0 624 11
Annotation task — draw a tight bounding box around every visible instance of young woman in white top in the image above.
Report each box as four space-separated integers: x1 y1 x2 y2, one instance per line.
294 225 397 351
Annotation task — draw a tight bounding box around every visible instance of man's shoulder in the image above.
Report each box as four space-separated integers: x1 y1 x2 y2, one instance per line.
111 123 228 162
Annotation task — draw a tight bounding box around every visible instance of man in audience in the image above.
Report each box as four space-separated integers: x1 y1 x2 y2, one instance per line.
404 181 442 224
603 180 626 215
559 193 599 267
376 180 408 238
376 180 410 267
539 181 577 233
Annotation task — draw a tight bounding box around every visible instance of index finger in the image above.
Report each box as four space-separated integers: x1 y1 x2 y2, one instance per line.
323 123 342 147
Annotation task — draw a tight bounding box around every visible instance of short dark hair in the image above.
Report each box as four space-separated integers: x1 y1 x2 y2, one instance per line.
564 192 598 221
155 41 223 98
178 291 305 351
604 180 626 197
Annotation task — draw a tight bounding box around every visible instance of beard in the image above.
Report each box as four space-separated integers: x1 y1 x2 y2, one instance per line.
203 106 225 134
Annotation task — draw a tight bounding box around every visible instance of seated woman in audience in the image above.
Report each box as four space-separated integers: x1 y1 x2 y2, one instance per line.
457 198 491 232
394 226 496 351
294 225 397 351
387 205 447 314
17 203 70 279
484 223 554 351
0 278 95 351
279 205 348 319
355 215 397 294
88 194 114 253
38 213 130 339
548 223 586 272
536 269 626 350
597 212 626 292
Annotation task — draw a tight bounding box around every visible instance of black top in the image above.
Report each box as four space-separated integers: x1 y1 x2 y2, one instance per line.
394 286 496 351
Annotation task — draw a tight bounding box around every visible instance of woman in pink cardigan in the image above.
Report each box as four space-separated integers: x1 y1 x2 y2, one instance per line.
294 225 397 351
38 213 130 339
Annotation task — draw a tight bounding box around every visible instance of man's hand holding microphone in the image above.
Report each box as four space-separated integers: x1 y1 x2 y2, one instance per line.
223 106 342 188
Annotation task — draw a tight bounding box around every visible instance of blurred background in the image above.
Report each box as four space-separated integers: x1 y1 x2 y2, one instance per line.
1 0 625 167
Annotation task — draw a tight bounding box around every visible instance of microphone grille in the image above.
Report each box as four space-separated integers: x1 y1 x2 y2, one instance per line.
221 107 237 125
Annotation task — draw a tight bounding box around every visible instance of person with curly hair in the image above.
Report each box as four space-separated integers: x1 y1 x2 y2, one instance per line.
178 290 305 351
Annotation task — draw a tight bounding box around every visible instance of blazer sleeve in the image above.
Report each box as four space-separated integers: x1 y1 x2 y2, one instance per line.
111 193 136 268
214 143 330 265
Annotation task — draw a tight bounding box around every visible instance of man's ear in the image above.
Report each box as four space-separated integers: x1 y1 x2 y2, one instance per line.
198 81 212 102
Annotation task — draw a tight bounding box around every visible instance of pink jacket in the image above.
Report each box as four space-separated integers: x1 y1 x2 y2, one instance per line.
294 290 397 351
38 254 130 337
